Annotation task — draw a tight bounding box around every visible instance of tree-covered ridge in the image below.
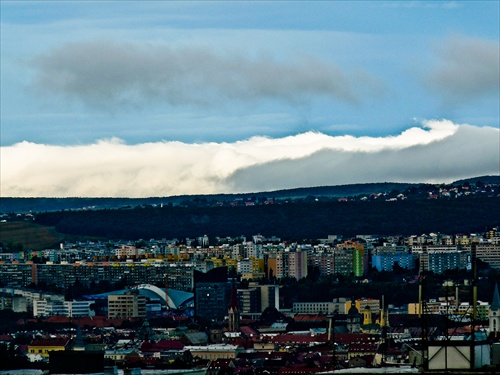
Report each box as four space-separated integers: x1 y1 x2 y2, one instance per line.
32 197 499 242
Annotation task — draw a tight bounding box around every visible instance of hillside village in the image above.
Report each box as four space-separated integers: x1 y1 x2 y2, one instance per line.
1 179 498 215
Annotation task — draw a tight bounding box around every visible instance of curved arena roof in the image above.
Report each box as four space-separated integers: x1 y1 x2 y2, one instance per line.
84 284 193 309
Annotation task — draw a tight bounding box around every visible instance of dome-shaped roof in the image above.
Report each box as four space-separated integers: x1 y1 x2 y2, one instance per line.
348 305 359 315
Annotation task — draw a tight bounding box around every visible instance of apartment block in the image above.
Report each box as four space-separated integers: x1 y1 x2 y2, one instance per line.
473 244 500 269
293 301 336 315
108 290 147 319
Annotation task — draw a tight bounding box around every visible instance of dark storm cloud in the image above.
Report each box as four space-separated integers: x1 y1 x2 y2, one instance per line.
425 35 500 105
29 40 376 109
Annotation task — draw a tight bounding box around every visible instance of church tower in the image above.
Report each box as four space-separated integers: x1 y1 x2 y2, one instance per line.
378 295 389 328
489 283 500 337
347 305 360 333
363 305 372 325
228 279 240 332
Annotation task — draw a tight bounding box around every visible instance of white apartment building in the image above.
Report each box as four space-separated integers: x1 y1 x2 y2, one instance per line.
293 302 336 315
66 300 96 317
34 299 95 317
237 258 253 274
473 244 500 269
183 344 242 360
244 242 263 259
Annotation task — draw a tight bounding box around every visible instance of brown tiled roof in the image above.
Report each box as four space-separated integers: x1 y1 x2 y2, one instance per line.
0 334 14 342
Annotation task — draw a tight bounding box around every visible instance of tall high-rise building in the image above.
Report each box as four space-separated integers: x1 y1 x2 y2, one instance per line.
353 248 364 277
288 250 308 280
194 267 230 321
259 284 280 311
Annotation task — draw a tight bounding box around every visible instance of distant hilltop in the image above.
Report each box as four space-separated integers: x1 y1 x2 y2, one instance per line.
0 175 498 214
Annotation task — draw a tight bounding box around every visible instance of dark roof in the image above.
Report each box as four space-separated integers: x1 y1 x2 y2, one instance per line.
184 332 209 345
348 305 359 315
209 359 233 369
294 315 327 323
29 338 70 347
194 266 228 283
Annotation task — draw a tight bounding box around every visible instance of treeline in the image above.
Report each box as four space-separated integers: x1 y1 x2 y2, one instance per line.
34 197 500 241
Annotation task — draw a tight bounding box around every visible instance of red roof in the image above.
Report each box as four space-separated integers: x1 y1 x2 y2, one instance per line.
240 326 259 336
140 339 184 352
0 334 14 342
42 315 127 327
294 315 327 322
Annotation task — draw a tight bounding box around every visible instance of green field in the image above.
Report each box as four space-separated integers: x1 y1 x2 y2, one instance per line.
0 221 66 251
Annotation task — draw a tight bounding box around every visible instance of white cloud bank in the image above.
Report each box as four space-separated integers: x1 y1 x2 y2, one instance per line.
1 120 498 198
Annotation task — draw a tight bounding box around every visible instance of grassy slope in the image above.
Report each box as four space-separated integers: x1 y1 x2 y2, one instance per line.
0 221 66 250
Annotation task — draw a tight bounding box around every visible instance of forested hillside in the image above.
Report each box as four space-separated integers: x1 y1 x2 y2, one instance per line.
33 197 499 241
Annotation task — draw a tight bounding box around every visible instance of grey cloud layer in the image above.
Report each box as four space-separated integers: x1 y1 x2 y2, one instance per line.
426 35 500 105
226 124 500 192
29 40 374 109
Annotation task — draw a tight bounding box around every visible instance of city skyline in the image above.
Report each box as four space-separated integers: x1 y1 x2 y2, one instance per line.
1 1 499 197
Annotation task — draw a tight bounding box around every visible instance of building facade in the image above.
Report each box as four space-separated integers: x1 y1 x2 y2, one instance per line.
108 290 146 319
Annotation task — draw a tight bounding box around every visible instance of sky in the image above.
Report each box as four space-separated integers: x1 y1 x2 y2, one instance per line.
1 1 499 197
